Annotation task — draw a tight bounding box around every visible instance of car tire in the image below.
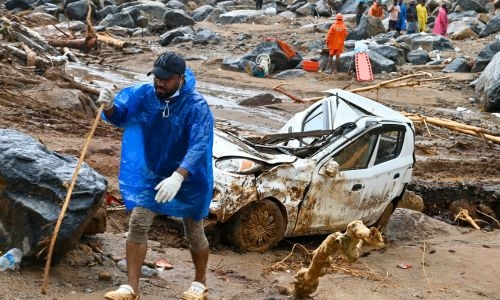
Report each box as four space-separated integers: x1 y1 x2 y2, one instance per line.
225 199 286 253
372 201 395 231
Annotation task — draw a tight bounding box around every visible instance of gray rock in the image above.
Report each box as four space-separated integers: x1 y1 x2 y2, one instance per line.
192 5 214 22
295 3 316 16
406 49 430 65
366 50 397 73
163 9 195 29
308 39 325 51
159 26 194 46
5 0 35 10
315 0 332 17
395 33 454 51
33 3 61 15
447 11 477 22
368 44 405 65
339 0 360 14
237 33 252 41
455 0 488 13
479 14 500 37
347 15 386 40
217 10 264 24
65 0 91 21
171 35 194 44
272 69 307 79
99 12 135 28
216 0 235 11
278 11 297 19
238 93 282 106
0 129 106 263
205 7 225 23
95 5 119 21
442 57 471 73
471 40 500 72
475 52 500 112
193 28 221 45
166 0 186 10
289 1 307 12
121 2 167 19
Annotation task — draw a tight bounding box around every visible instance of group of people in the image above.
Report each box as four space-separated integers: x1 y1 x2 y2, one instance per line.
362 0 448 36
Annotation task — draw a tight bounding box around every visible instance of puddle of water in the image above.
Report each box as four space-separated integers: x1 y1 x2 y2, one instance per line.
65 63 290 133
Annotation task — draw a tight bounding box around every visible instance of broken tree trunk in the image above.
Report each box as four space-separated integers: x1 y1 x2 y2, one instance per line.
294 220 384 298
2 44 66 67
455 208 480 230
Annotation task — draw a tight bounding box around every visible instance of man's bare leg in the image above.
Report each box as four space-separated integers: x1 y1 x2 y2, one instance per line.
334 54 341 73
191 246 209 286
126 241 147 293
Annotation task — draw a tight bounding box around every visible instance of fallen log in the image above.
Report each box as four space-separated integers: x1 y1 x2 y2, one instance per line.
2 44 66 67
97 33 129 49
46 37 97 52
294 220 384 298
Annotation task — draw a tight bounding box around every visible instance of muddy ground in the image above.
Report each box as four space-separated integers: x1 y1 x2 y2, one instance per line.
0 14 500 300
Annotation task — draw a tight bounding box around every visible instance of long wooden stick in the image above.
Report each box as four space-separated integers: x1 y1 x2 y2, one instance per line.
41 104 105 294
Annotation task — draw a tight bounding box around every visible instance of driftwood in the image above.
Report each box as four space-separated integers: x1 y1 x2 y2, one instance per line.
2 44 66 67
455 208 480 230
44 68 100 96
405 113 500 145
294 220 384 298
273 83 323 103
97 33 129 49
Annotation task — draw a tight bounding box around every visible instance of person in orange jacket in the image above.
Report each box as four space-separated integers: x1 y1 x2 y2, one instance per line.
368 0 384 19
325 13 348 74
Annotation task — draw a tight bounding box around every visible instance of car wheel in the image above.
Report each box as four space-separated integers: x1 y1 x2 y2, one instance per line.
226 199 286 253
372 201 394 231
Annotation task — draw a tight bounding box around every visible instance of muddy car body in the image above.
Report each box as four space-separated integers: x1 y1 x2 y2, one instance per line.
209 89 415 252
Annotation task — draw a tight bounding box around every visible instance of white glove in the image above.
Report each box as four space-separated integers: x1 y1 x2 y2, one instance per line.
154 171 184 203
97 88 115 110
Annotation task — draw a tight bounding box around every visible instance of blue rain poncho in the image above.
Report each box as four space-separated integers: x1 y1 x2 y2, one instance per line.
103 68 214 221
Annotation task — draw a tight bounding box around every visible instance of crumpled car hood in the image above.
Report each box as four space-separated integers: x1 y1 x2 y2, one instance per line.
213 129 296 164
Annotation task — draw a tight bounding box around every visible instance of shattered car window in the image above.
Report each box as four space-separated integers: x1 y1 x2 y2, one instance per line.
375 130 405 165
333 132 378 170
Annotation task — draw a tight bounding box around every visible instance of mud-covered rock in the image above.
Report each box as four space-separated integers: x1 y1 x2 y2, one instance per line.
193 28 222 45
471 40 500 72
442 56 471 73
475 52 500 111
368 44 406 65
0 129 107 264
99 12 135 28
395 33 454 51
159 26 194 46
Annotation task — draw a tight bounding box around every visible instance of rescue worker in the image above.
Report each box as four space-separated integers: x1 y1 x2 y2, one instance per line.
325 13 348 74
99 51 214 300
388 0 401 32
416 0 428 32
432 3 449 36
368 0 384 19
406 0 418 34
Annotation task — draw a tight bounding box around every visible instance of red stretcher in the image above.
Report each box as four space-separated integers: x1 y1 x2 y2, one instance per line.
355 52 374 82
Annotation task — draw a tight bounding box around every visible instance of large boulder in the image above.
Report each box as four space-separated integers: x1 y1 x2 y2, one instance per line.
5 0 35 10
479 14 500 37
475 52 500 112
395 33 454 51
471 40 500 72
368 44 406 65
159 26 194 46
0 129 107 264
163 9 195 29
99 12 135 28
347 15 386 40
455 0 488 13
121 2 168 19
65 0 92 21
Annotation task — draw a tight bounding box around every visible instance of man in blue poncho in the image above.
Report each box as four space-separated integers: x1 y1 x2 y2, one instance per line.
99 52 213 300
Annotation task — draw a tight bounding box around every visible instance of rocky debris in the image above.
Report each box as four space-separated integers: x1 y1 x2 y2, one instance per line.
442 56 471 72
475 52 500 112
193 28 222 45
0 129 107 264
159 26 195 46
471 40 500 72
396 33 454 51
454 0 488 13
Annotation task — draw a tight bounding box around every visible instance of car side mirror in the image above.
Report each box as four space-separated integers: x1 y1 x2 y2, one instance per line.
319 160 340 177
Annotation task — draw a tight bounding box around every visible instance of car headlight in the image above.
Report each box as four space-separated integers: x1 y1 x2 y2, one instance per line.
215 158 263 174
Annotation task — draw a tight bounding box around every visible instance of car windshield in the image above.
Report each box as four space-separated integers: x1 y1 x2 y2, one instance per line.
241 122 357 158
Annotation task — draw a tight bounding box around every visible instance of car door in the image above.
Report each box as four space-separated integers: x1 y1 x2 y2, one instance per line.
292 124 408 235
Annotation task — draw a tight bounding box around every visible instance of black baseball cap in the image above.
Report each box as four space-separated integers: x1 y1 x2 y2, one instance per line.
147 51 186 80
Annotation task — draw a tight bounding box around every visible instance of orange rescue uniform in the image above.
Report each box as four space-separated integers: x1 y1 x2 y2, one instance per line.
326 20 348 56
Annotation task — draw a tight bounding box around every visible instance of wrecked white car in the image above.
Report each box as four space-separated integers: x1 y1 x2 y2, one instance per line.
209 89 415 252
